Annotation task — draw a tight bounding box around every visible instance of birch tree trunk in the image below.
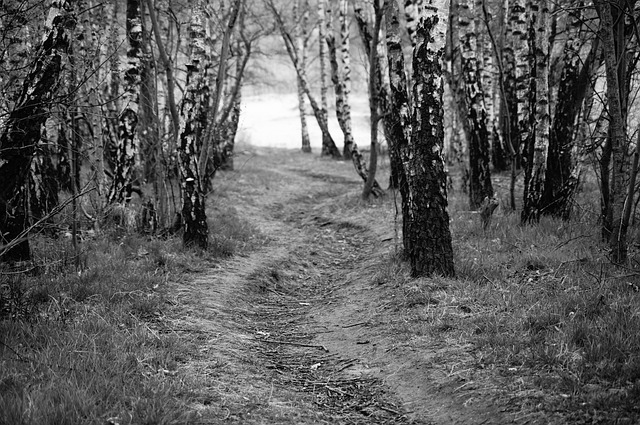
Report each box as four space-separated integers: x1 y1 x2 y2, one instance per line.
458 0 493 210
520 0 550 224
388 0 455 277
294 0 312 153
318 0 329 122
339 0 353 159
0 0 76 262
178 0 210 249
107 0 144 204
511 0 528 168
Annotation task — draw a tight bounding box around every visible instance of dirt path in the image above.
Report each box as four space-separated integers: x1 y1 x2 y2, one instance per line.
171 147 519 424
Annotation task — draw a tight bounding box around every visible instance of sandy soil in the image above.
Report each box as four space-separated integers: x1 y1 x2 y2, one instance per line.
167 145 533 424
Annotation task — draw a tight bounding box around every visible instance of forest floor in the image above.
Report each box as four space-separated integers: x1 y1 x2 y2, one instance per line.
168 145 633 425
3 143 639 424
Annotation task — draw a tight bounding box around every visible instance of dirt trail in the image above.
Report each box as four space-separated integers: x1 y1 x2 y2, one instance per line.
172 147 518 424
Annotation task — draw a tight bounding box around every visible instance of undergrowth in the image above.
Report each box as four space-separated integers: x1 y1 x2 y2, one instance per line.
0 203 262 424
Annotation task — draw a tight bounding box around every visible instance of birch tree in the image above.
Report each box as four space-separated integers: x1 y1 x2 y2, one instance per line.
386 0 455 277
294 0 312 152
177 0 211 249
458 0 493 210
106 0 146 204
0 0 76 262
520 0 550 224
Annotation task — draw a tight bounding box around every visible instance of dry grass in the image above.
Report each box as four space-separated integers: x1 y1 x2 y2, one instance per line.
0 199 263 425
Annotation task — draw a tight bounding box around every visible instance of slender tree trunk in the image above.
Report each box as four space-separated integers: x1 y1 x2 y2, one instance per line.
108 0 144 204
596 0 631 263
146 0 179 139
316 0 339 157
318 0 329 122
521 0 550 224
459 0 493 209
294 0 312 153
339 0 353 159
362 1 383 200
0 0 76 262
178 0 210 249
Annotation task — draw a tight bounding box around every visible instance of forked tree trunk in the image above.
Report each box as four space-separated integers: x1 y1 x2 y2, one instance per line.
388 0 455 277
458 0 493 210
178 0 210 249
0 0 76 262
108 0 144 204
294 0 312 152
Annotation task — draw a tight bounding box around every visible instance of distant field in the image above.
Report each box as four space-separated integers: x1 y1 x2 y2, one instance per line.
238 91 373 152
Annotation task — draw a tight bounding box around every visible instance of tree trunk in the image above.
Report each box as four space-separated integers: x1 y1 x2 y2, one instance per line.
405 0 455 277
355 0 402 190
595 0 631 264
178 0 210 249
139 0 158 187
458 0 493 210
387 0 455 277
0 0 76 262
362 1 383 200
294 0 312 153
318 0 329 125
108 0 144 204
520 0 550 224
385 0 412 252
339 0 353 160
199 0 241 183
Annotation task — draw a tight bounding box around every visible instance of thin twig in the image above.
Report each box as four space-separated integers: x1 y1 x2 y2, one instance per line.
257 338 329 352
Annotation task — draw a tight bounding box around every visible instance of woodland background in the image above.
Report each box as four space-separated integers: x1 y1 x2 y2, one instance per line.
2 0 640 423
